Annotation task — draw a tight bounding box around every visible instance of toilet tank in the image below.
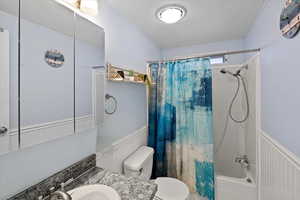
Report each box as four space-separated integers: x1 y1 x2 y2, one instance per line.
123 146 154 180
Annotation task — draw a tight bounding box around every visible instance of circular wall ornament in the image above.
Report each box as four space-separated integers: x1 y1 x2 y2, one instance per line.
280 0 300 39
45 50 65 68
105 94 117 115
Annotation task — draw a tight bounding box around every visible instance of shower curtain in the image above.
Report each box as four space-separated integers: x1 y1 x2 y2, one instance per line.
148 58 214 200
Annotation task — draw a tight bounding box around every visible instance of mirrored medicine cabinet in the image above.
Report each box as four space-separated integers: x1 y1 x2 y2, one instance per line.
0 0 105 155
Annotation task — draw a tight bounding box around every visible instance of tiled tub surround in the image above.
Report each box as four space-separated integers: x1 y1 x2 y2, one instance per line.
8 155 157 200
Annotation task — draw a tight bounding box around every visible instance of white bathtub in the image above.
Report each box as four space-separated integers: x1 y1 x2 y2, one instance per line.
216 172 257 200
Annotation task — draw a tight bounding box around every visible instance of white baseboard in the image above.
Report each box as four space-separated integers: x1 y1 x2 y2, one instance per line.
260 131 300 200
2 115 94 152
96 126 148 173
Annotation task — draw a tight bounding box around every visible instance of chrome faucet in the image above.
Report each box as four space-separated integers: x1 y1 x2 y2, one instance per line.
49 191 72 200
49 179 73 200
235 155 250 169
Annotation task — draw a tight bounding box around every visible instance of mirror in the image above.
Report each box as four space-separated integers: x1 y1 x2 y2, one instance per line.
20 0 76 148
0 0 105 154
74 14 105 133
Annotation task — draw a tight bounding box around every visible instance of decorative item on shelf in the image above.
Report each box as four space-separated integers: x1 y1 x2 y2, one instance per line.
62 0 81 8
45 50 65 68
280 0 300 39
80 0 99 16
105 94 117 115
285 0 294 7
106 63 148 84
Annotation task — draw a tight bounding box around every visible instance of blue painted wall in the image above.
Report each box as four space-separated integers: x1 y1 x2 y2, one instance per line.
245 0 300 158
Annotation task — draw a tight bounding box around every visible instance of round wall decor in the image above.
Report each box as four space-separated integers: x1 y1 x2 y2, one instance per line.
45 50 65 68
280 0 300 39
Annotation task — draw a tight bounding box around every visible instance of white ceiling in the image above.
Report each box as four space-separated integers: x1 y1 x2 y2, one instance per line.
106 0 264 49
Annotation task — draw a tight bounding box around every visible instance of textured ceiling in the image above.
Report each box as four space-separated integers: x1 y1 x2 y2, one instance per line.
106 0 264 48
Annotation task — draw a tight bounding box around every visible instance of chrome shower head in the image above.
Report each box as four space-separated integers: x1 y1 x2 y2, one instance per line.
220 69 227 74
220 65 248 77
220 69 236 76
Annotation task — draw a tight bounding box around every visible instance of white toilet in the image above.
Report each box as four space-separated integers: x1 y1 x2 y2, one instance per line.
124 146 190 200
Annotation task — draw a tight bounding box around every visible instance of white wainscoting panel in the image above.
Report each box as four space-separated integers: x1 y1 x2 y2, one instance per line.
96 126 148 173
260 131 300 200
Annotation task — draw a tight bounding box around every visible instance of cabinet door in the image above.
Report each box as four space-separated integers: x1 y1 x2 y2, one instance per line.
0 29 10 154
20 0 76 148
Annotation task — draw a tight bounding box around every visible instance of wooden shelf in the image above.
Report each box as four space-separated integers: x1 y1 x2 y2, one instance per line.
107 63 148 85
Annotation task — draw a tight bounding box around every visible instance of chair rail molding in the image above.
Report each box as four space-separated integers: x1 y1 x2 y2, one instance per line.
6 115 94 150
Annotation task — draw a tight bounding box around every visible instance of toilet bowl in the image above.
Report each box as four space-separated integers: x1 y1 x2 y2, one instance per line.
123 146 190 200
155 177 189 200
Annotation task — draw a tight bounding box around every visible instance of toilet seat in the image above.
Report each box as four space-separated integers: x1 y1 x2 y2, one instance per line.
155 177 189 200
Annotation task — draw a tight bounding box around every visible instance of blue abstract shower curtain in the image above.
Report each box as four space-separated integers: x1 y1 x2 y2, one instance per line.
148 58 214 200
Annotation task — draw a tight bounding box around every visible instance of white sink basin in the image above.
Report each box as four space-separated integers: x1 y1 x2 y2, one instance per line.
68 184 121 200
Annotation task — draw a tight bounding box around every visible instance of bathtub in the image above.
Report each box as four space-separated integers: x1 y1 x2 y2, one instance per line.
216 171 257 200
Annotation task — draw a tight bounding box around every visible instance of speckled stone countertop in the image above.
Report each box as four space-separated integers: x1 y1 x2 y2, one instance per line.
8 155 157 200
64 167 157 200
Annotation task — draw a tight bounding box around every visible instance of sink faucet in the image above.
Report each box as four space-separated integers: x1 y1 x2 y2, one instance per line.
49 191 72 200
235 155 250 169
49 179 73 200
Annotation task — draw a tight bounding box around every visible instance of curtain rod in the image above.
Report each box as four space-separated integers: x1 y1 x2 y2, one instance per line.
147 48 261 64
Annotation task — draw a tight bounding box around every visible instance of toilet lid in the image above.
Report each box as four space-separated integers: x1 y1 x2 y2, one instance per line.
155 177 189 200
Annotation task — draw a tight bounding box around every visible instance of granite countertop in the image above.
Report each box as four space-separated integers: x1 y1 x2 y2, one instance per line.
8 155 157 200
64 167 157 200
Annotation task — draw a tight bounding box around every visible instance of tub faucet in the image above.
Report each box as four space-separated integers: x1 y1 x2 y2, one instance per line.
235 155 249 169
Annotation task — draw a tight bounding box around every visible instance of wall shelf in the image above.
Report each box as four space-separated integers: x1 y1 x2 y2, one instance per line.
107 63 148 85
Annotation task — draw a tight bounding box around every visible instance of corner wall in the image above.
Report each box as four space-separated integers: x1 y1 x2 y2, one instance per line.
245 0 300 158
96 1 161 148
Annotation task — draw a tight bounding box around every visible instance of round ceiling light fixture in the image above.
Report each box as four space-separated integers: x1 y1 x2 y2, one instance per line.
157 5 187 24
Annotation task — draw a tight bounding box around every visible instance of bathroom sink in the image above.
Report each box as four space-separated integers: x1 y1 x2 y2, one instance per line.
68 184 121 200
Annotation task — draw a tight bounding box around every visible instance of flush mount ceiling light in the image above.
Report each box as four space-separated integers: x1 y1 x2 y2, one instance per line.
157 5 187 24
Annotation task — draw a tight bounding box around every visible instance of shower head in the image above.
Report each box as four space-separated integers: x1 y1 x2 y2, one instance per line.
220 69 227 74
220 65 248 77
220 69 236 76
